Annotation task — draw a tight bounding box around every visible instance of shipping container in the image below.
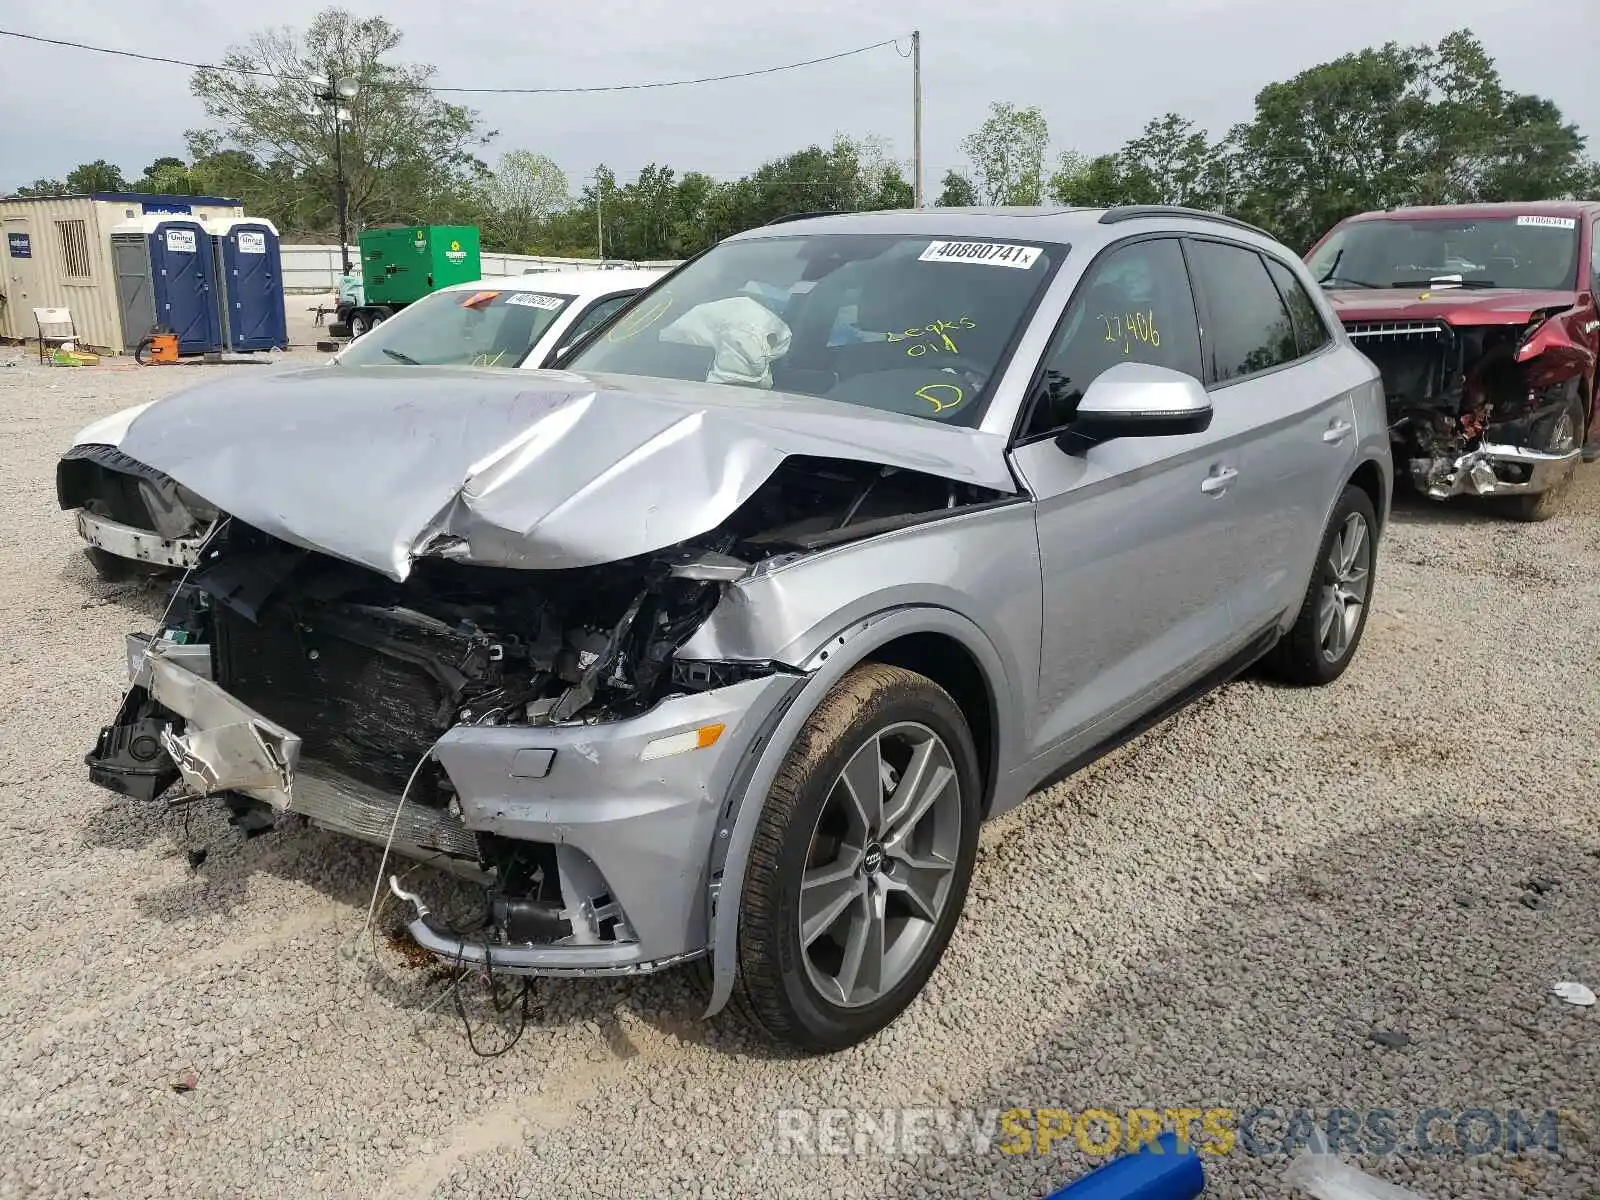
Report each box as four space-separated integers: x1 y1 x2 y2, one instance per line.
0 192 243 352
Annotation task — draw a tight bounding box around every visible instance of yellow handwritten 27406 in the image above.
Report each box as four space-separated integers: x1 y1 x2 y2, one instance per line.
1099 310 1160 355
889 316 976 357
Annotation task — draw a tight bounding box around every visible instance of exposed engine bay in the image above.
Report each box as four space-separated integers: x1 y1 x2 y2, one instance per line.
1344 313 1590 499
86 454 1009 960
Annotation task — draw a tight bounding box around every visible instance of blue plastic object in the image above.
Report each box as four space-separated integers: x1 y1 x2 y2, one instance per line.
1043 1131 1205 1199
145 219 224 355
214 222 288 352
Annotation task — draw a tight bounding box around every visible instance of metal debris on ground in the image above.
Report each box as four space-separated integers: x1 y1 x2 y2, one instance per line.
169 1068 199 1093
1551 981 1595 1006
1284 1127 1428 1199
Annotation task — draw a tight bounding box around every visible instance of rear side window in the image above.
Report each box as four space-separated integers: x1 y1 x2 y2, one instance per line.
1263 257 1332 358
1185 240 1298 383
1024 237 1203 436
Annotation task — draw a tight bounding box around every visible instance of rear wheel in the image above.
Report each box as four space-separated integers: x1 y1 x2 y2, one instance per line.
346 309 373 338
1264 484 1378 686
732 664 981 1053
1502 397 1585 523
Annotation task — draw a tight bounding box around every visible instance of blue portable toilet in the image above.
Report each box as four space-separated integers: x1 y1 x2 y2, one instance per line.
208 217 288 352
110 215 223 355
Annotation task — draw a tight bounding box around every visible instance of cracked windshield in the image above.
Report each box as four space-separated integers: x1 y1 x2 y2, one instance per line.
565 234 1062 424
1307 215 1582 291
335 287 574 367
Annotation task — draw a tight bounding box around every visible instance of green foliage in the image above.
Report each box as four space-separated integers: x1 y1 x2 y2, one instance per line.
12 178 69 198
186 6 491 233
65 160 128 193
935 169 976 208
960 102 1051 205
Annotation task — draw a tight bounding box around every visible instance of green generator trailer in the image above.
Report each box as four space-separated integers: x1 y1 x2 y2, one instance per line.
331 225 482 338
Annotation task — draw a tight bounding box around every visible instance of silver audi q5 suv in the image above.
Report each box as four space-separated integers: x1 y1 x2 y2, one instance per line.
86 205 1391 1052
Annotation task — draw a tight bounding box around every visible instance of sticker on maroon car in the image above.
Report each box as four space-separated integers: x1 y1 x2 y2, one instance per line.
1516 215 1577 229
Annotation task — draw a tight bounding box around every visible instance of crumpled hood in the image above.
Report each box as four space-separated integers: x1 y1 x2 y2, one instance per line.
1326 287 1579 327
115 365 1015 579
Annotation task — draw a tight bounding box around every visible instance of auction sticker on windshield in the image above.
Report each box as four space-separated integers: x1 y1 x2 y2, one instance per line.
919 241 1042 269
1516 215 1577 229
506 293 565 309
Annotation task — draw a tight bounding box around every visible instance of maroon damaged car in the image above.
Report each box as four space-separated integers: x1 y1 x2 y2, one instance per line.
1307 201 1599 520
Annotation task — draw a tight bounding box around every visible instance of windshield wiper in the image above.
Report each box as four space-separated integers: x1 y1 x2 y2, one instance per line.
380 347 420 364
1391 279 1499 290
1318 274 1381 289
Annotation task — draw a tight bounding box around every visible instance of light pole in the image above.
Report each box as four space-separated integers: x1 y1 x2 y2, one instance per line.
310 71 360 275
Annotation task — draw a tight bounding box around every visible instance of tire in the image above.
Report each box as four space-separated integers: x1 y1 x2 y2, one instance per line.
347 310 372 339
1263 484 1378 686
1500 397 1585 523
85 546 142 583
732 663 981 1053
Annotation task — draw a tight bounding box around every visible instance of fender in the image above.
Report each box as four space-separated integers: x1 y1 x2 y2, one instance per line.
699 603 1015 1018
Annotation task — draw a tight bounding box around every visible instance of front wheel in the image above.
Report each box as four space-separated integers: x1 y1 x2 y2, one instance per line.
346 310 372 338
732 664 981 1053
1263 484 1378 686
1501 397 1585 523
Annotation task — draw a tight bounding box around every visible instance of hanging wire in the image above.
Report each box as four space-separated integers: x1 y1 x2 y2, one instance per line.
0 28 906 94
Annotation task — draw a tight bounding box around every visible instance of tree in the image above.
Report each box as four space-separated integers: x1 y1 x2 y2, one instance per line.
187 7 493 234
11 179 68 198
482 151 569 251
960 102 1051 205
65 160 128 193
1047 151 1134 207
935 169 976 207
1224 29 1596 249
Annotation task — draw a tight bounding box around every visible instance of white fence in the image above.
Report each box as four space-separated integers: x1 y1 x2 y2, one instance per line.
280 243 683 293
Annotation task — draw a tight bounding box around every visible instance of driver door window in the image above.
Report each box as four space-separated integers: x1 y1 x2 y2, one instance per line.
1024 238 1203 438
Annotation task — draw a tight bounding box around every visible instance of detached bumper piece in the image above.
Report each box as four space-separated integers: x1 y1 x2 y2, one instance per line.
1410 442 1581 500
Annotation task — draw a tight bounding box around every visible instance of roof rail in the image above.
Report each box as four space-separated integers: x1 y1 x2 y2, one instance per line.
763 210 853 226
1098 205 1273 239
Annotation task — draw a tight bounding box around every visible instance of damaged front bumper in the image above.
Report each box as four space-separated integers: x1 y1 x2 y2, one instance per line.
77 510 203 569
98 637 804 975
1410 441 1582 500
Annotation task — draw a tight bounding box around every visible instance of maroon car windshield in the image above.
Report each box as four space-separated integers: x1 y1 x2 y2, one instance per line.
1307 215 1581 292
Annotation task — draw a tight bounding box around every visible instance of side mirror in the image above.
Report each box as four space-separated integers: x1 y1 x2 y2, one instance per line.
1058 361 1212 450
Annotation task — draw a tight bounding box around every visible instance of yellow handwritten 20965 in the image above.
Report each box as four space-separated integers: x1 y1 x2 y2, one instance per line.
1100 310 1160 355
888 316 976 357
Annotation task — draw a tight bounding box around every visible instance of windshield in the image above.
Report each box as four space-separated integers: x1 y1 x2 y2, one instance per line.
1307 215 1581 291
336 287 575 368
563 233 1063 425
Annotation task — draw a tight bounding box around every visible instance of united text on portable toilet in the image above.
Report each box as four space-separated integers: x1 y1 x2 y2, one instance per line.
110 215 223 356
207 217 287 352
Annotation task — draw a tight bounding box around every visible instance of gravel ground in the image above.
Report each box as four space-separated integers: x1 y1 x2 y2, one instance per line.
1 339 1597 1200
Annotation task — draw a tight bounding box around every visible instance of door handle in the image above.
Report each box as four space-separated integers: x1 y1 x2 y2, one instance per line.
1200 466 1238 495
1322 420 1354 443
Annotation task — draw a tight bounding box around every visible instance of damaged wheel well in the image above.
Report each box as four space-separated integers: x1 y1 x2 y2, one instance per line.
1348 460 1387 533
865 632 996 814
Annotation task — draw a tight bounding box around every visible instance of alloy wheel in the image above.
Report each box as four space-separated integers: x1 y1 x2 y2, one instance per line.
798 722 963 1009
1318 512 1372 663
